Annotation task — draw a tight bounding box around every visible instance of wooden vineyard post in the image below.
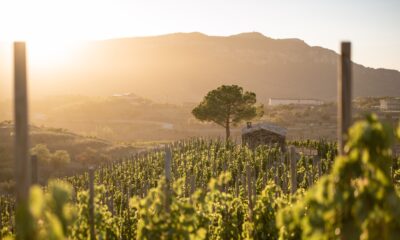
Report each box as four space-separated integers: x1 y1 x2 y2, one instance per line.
319 159 322 178
126 184 131 218
190 174 196 196
316 156 322 178
144 182 149 196
307 158 313 187
99 168 103 185
164 146 172 212
385 114 397 182
8 204 14 233
31 155 38 185
165 146 172 183
110 193 115 216
235 175 240 197
246 165 253 222
262 172 267 189
105 189 109 210
289 146 297 194
253 174 257 203
88 167 96 240
0 211 2 239
338 42 352 155
212 152 216 177
274 155 280 197
0 203 2 238
242 172 247 195
185 174 189 197
281 155 288 194
312 156 316 183
13 42 32 240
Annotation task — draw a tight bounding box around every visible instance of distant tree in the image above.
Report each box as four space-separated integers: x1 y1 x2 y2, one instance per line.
30 144 52 163
192 85 264 140
76 147 99 165
51 150 71 168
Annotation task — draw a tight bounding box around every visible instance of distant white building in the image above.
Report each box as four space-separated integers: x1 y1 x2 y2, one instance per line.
112 93 141 100
268 98 324 106
112 93 150 105
380 98 400 112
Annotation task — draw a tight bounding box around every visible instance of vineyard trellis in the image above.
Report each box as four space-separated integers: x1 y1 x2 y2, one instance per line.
1 136 399 239
1 41 400 239
1 137 341 238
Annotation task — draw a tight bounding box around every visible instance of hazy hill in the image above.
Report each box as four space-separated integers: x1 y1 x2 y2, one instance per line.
2 32 400 102
0 121 140 192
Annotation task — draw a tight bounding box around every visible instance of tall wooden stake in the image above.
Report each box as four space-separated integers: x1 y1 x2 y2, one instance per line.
164 146 172 212
0 203 2 238
165 146 172 182
88 167 96 240
31 155 38 185
289 146 297 194
338 42 352 155
14 42 31 240
246 165 253 222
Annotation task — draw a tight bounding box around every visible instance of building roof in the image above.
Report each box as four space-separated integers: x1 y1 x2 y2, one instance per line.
269 98 322 101
242 122 287 136
112 92 139 98
380 98 400 103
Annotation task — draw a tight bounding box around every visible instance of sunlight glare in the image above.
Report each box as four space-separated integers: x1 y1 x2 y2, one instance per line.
0 0 118 67
0 0 121 42
27 40 81 68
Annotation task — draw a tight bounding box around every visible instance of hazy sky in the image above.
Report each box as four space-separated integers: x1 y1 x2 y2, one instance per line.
0 0 399 70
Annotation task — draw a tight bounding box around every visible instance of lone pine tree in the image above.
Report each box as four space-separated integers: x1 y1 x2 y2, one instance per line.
192 85 264 140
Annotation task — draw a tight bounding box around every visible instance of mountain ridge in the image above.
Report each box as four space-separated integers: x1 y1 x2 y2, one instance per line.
101 32 400 73
1 32 399 103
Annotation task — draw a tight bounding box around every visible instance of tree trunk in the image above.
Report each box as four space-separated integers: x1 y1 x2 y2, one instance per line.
225 120 230 141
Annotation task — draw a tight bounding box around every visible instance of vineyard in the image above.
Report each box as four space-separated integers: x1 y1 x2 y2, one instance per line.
1 114 400 239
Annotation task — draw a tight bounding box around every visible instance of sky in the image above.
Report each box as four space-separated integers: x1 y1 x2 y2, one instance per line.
0 0 399 70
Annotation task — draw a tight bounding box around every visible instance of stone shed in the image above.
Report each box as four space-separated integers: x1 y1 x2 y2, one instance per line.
241 122 287 150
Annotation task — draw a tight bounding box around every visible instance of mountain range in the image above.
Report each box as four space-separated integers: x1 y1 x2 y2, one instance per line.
1 32 400 103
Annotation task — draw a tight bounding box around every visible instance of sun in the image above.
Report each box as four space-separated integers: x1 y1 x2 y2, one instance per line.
27 40 82 68
0 0 125 41
0 0 112 67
